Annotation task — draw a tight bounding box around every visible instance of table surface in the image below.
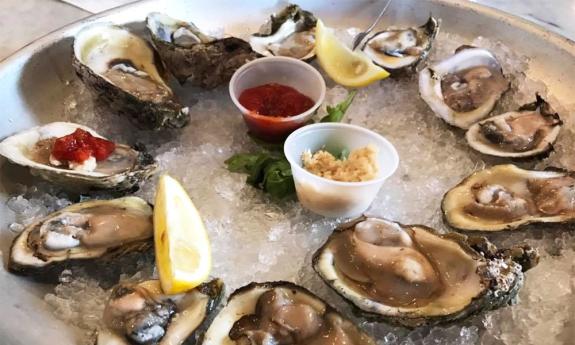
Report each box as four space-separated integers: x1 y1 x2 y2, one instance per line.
1 0 574 61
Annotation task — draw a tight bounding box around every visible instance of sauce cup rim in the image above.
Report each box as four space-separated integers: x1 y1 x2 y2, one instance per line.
284 122 400 187
229 56 326 122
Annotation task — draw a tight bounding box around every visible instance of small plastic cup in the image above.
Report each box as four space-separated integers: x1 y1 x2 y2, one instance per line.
284 123 399 218
229 56 326 142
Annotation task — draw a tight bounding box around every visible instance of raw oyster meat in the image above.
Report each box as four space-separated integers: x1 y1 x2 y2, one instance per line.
0 122 157 191
443 164 575 231
249 4 317 60
466 94 562 158
8 197 153 278
419 46 509 128
96 279 223 345
313 217 538 327
73 23 189 130
202 281 376 345
363 17 440 73
146 12 256 88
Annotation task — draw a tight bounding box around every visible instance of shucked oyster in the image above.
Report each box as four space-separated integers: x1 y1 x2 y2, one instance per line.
419 46 509 129
202 281 376 345
8 197 153 278
0 122 157 191
313 217 538 327
73 23 189 130
146 12 256 89
466 94 562 158
96 279 223 345
443 164 575 231
249 4 317 60
363 17 440 73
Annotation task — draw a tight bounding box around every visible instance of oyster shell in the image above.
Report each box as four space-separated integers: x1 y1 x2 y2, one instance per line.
419 46 509 129
0 122 157 191
96 279 223 345
443 164 575 231
73 23 189 130
466 94 562 158
363 17 440 73
249 4 317 60
146 12 256 89
8 197 153 278
313 217 538 327
202 281 376 345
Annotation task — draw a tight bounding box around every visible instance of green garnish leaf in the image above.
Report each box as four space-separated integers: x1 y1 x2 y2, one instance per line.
338 148 350 160
263 159 295 198
320 90 358 123
224 153 266 174
246 155 277 186
225 152 295 198
323 146 349 160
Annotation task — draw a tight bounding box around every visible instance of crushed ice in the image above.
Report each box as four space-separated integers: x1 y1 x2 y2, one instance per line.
6 184 71 232
2 29 574 345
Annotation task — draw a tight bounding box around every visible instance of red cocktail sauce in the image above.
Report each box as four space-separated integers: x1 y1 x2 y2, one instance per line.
52 128 116 163
239 83 315 117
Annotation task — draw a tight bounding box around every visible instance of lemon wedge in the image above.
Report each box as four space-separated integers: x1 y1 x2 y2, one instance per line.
154 174 211 294
315 20 390 87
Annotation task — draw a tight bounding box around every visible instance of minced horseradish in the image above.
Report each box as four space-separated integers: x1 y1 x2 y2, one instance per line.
302 144 379 182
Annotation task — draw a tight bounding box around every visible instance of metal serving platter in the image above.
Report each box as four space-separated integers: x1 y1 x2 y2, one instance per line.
1 0 574 344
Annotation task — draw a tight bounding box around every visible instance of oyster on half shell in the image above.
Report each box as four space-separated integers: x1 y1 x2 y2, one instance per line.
0 122 157 191
202 281 376 345
363 17 440 73
73 23 189 130
96 279 223 345
466 94 562 158
313 217 538 328
146 12 256 89
249 4 317 60
443 164 575 231
8 197 153 278
419 46 509 129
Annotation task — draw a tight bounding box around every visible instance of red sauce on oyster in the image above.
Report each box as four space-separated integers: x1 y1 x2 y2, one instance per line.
51 128 115 163
239 83 315 117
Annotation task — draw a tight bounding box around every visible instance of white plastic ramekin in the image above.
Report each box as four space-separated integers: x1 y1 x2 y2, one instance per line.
284 123 399 218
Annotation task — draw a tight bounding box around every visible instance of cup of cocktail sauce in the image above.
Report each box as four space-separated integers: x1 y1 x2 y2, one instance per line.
229 57 326 142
